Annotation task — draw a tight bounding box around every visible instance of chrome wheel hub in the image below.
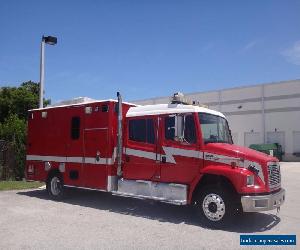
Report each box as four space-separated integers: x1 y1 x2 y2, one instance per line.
202 193 226 221
50 177 61 196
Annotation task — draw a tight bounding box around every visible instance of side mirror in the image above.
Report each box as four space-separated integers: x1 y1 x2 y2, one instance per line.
175 115 186 143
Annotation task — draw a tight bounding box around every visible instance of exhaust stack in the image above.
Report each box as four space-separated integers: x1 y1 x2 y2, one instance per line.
117 92 123 177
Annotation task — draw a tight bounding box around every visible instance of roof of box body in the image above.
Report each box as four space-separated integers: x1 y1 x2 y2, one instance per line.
29 98 137 111
126 104 226 118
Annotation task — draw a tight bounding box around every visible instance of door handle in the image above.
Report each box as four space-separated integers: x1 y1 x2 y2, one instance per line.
126 155 130 162
161 156 166 163
96 151 100 161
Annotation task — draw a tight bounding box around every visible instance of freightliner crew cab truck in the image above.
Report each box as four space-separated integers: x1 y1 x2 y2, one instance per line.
26 92 285 226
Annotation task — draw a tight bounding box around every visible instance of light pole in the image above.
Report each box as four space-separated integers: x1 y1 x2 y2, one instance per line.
39 35 57 108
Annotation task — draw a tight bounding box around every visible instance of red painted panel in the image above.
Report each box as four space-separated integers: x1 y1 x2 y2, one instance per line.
123 116 159 181
25 101 140 189
63 163 83 186
25 161 47 181
83 129 109 189
159 113 202 184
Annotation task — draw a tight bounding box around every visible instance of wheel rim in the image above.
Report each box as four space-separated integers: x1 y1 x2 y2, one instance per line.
50 176 62 196
202 193 225 221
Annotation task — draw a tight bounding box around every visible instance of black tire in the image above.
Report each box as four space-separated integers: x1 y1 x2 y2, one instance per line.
46 173 64 200
194 186 236 228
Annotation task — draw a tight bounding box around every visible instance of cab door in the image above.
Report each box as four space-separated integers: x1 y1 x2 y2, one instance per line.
123 116 160 181
158 113 201 184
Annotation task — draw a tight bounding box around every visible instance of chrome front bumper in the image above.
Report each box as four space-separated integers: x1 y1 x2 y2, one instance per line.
241 188 285 212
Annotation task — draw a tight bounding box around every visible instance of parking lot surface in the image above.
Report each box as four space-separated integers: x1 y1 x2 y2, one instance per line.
0 162 299 250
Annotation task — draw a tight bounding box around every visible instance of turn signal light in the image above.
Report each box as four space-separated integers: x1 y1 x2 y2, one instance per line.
246 175 255 186
231 161 237 168
27 164 34 174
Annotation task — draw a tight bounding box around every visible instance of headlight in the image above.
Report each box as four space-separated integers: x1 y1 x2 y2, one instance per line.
246 175 255 186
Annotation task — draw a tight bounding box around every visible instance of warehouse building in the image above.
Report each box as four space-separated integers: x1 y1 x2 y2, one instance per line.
133 79 300 161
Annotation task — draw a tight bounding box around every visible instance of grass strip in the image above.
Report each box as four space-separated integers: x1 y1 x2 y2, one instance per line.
0 181 44 191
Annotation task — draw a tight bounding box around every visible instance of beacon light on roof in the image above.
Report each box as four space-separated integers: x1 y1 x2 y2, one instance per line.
170 92 208 108
170 92 190 105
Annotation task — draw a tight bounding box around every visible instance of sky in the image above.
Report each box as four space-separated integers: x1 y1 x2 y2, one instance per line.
0 0 300 103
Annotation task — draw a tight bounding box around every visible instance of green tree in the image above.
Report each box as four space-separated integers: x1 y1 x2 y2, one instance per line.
0 81 50 179
0 81 50 122
0 114 26 179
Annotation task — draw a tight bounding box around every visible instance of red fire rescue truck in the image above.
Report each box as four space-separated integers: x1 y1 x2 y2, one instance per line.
26 92 285 226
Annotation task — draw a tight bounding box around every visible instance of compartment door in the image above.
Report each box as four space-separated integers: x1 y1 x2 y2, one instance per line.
83 128 108 189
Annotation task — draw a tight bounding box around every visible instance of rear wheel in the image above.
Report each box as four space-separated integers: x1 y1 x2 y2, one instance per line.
46 173 64 200
194 186 235 227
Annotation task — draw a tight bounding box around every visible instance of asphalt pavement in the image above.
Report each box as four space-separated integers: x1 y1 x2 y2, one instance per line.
0 162 299 250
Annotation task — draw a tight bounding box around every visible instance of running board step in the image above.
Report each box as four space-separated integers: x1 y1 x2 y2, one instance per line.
112 179 187 205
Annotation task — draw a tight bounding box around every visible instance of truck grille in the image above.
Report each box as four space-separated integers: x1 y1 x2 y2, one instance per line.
268 162 281 189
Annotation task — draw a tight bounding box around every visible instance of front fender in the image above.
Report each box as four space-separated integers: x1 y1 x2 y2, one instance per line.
188 164 267 204
200 164 245 193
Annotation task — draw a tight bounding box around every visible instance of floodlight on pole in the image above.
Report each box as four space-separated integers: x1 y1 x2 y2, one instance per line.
39 35 57 108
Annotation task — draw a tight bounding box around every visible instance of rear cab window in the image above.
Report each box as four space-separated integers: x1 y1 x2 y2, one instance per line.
128 118 155 144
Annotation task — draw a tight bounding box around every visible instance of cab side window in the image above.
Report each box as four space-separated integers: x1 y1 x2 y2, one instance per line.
165 116 175 140
164 114 196 144
129 118 155 144
184 115 196 144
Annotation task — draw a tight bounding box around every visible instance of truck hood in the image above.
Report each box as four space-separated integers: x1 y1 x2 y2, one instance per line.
204 143 281 193
204 143 278 165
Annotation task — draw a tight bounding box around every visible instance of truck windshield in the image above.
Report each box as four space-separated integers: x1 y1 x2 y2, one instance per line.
198 113 232 144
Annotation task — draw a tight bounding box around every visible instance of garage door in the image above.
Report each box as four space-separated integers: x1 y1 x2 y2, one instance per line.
266 131 285 151
231 132 239 145
244 132 261 147
293 131 300 154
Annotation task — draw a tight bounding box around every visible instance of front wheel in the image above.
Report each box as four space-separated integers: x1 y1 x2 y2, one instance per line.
194 186 235 227
46 174 64 200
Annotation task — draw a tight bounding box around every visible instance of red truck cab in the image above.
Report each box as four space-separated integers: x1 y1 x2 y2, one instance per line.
26 94 285 227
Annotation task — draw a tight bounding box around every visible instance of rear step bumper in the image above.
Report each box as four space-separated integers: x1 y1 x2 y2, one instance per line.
241 188 285 212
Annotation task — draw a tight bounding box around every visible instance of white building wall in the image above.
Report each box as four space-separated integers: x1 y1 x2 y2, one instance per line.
264 80 300 96
226 114 263 147
221 86 261 102
133 80 300 161
265 112 300 154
